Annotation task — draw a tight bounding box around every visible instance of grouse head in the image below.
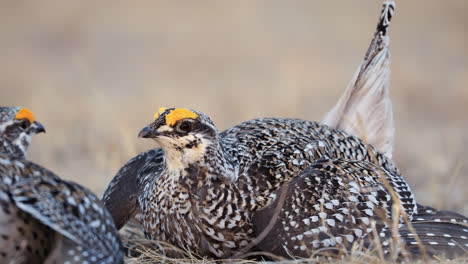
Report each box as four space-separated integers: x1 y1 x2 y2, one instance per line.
0 107 45 158
139 107 218 170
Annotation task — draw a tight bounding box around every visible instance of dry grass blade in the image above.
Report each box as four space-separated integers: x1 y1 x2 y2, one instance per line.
370 220 385 261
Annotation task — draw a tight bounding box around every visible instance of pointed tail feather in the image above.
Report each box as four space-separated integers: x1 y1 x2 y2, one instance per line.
397 222 468 259
412 204 468 225
323 1 395 158
379 204 468 260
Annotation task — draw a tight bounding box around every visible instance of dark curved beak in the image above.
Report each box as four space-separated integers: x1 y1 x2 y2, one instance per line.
32 121 46 134
138 124 159 138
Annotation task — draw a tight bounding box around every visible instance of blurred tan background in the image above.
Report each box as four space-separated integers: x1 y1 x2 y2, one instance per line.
0 1 466 214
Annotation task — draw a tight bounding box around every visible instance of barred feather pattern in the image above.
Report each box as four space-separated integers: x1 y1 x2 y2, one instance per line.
388 204 468 259
253 159 468 260
0 154 124 263
380 221 468 259
102 148 164 229
412 204 468 225
253 159 397 258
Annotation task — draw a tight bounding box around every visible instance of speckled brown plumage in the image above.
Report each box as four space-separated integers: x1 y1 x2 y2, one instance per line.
0 107 124 264
0 157 124 263
103 148 163 230
252 159 396 257
104 105 467 260
0 181 55 263
131 108 416 258
253 159 468 259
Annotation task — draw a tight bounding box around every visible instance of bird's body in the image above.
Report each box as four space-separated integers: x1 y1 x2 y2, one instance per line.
134 109 416 258
0 107 124 264
106 107 468 260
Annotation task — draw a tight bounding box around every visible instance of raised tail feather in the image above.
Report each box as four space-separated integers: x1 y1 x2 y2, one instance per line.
323 0 395 158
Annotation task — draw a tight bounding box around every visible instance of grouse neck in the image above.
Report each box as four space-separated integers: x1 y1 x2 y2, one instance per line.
162 137 238 183
0 137 27 159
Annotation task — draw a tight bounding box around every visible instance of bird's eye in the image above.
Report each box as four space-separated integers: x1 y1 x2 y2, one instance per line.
177 120 192 133
19 120 30 130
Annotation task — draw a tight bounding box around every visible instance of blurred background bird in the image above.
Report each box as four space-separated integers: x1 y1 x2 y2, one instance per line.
0 107 124 263
0 107 45 159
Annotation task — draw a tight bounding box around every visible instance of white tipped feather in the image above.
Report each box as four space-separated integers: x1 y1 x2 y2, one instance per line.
323 1 395 159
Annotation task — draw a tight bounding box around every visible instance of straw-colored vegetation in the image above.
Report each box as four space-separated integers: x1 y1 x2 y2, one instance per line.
1 1 467 262
122 236 468 263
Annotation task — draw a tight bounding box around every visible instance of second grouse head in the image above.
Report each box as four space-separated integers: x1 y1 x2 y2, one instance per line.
138 107 217 166
0 107 46 158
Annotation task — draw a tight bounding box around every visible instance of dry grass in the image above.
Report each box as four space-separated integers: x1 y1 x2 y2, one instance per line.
0 0 467 262
122 239 468 264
